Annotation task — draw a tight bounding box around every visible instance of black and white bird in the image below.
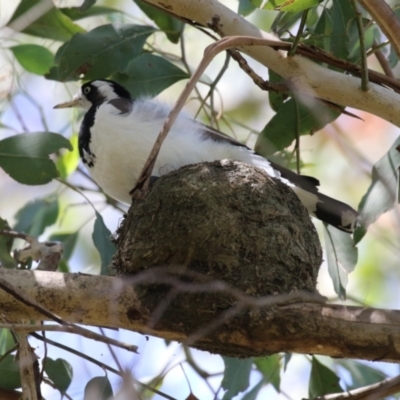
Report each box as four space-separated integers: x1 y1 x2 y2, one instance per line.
54 79 358 233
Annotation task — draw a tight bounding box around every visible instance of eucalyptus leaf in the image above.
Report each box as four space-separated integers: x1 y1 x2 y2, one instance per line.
7 0 85 41
47 24 155 81
92 212 116 275
0 354 21 390
256 97 340 156
56 133 79 179
49 232 78 260
254 355 281 391
134 0 182 43
358 136 400 230
0 218 16 268
14 196 59 237
263 0 318 12
338 360 386 389
44 358 73 394
330 0 354 59
314 9 333 52
347 18 377 62
268 70 287 112
84 376 113 400
238 0 257 16
309 357 342 397
0 132 72 185
323 223 357 299
0 329 15 354
10 44 54 75
113 53 188 98
221 357 252 399
60 6 120 21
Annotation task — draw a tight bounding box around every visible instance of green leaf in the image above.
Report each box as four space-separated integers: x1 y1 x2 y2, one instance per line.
268 70 287 112
14 196 59 237
78 0 96 12
0 354 21 390
221 357 252 399
7 0 85 42
60 6 120 21
10 44 54 75
263 0 318 12
84 376 113 400
0 218 16 268
134 0 182 43
251 0 263 7
323 224 357 299
338 360 386 389
347 18 377 62
92 212 116 275
44 358 72 394
238 0 257 16
113 53 188 97
49 232 78 260
0 132 72 185
47 24 155 81
330 0 354 59
271 11 303 35
0 329 15 355
309 357 342 397
254 355 281 392
283 353 292 372
358 137 400 229
57 258 70 273
314 9 333 52
56 133 79 179
255 97 340 156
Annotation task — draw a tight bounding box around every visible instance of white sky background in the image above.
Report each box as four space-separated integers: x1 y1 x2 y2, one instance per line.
1 0 400 399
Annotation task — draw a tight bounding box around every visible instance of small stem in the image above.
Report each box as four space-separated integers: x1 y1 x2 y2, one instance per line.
352 0 369 91
372 40 395 78
288 9 309 57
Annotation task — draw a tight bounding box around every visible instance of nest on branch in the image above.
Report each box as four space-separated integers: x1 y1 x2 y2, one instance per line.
113 160 322 356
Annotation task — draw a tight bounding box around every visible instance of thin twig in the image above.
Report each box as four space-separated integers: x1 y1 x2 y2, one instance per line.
357 0 400 59
129 35 299 199
351 0 369 91
288 9 309 57
313 373 400 399
372 40 395 78
31 333 176 400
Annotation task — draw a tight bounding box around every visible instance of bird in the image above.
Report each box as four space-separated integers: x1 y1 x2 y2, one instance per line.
54 79 358 233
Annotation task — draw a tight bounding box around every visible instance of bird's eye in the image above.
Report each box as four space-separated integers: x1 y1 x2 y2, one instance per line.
83 87 91 94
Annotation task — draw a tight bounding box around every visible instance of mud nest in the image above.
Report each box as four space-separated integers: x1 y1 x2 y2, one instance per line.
113 160 322 355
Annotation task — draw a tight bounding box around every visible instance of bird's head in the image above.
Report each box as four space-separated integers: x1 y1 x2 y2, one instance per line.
54 79 132 110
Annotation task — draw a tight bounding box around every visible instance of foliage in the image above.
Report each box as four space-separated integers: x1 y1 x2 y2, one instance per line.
0 0 399 398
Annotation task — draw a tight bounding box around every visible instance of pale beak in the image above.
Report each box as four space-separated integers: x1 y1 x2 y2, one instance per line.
53 98 81 109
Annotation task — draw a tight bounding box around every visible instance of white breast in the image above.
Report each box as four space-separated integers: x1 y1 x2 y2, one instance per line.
87 98 282 204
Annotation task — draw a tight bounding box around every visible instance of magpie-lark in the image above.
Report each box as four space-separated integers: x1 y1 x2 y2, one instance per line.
54 79 358 233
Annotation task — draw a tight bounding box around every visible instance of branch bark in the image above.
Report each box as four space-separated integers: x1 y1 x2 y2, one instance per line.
144 0 400 127
2 269 400 363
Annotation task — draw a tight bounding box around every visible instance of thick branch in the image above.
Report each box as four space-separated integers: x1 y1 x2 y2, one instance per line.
144 0 400 127
2 269 400 362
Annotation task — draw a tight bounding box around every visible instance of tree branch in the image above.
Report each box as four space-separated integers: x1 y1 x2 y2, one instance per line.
143 0 400 127
2 269 400 363
357 0 400 59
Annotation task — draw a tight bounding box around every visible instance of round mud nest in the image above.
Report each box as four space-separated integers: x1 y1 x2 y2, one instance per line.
113 160 322 354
